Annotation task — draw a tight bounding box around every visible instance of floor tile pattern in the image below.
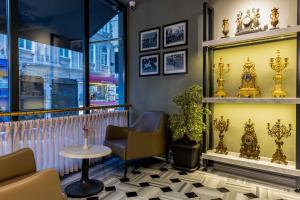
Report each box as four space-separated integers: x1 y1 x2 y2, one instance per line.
64 158 300 200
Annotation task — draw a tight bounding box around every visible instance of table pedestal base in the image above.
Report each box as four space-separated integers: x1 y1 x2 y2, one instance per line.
65 158 104 198
65 179 104 198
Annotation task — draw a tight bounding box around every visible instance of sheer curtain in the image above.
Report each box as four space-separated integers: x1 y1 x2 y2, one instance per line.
0 110 128 176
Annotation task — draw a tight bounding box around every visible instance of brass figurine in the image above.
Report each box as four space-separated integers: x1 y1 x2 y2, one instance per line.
237 57 261 98
240 119 260 160
235 8 263 36
270 50 288 97
214 116 230 154
270 8 279 29
267 119 292 165
214 58 230 97
222 19 230 38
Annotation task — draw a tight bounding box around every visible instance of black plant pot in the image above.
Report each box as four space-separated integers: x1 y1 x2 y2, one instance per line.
171 143 201 171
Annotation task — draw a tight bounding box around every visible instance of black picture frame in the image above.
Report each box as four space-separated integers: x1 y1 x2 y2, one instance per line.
139 27 160 52
139 53 160 77
163 49 188 75
163 20 188 48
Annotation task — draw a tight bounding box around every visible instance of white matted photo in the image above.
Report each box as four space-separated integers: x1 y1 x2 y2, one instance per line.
139 54 160 77
139 28 160 52
163 50 187 75
163 20 187 48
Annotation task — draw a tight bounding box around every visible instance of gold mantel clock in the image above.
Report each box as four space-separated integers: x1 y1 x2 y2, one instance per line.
237 57 261 97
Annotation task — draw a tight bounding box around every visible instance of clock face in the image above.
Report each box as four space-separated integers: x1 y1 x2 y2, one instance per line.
244 135 254 146
243 17 252 26
243 73 252 82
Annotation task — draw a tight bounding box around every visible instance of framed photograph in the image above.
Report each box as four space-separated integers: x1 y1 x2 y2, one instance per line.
139 28 160 52
163 50 187 75
163 20 187 48
139 54 160 77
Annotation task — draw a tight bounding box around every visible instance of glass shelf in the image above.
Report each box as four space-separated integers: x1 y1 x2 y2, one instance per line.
202 26 300 49
203 97 300 104
202 150 299 177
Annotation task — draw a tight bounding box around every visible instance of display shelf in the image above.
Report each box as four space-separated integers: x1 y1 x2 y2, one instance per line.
202 26 300 49
202 150 300 177
203 97 300 104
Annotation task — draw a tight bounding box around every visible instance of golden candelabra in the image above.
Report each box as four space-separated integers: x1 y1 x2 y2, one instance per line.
214 116 230 154
214 58 230 97
270 50 288 97
267 119 292 165
240 119 260 160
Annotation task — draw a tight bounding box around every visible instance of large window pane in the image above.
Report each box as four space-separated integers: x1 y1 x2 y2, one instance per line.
18 0 84 110
0 0 8 112
89 11 125 106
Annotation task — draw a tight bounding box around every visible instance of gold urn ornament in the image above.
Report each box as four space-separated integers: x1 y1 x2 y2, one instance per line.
270 50 288 97
270 7 279 29
237 57 261 97
267 119 292 165
214 58 230 97
240 119 260 160
214 116 230 154
222 19 230 38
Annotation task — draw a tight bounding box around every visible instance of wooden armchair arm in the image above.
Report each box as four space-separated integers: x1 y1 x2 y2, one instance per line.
105 125 130 140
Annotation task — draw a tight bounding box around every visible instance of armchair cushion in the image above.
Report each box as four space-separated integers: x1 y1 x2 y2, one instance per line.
0 148 36 183
104 139 127 159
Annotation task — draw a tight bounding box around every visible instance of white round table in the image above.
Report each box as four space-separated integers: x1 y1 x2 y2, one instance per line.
60 145 112 198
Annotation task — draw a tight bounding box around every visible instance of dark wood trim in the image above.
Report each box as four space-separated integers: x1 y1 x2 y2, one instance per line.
139 27 161 53
139 53 160 77
83 0 90 109
162 49 188 76
163 20 188 49
7 0 19 116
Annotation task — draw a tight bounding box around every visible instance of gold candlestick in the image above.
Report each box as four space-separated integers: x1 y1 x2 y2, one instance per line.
214 116 230 154
267 119 292 165
222 19 229 38
270 50 288 97
214 58 230 97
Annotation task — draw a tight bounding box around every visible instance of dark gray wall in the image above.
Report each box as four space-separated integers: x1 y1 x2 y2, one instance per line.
127 0 204 122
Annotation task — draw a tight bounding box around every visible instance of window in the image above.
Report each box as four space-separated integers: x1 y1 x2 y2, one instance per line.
101 46 108 66
89 11 125 106
89 44 95 64
18 0 84 110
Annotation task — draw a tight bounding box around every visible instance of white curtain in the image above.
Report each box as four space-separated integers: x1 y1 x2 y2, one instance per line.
0 110 128 176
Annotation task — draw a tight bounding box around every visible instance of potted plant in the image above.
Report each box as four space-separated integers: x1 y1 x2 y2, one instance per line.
169 85 210 171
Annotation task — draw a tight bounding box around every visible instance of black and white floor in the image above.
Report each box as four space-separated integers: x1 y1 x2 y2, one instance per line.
62 157 300 200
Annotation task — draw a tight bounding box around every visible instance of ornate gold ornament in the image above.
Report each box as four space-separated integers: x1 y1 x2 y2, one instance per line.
222 19 229 38
270 7 279 29
237 57 261 97
270 50 288 97
214 116 230 154
214 58 230 97
267 119 292 165
235 8 262 36
240 119 260 160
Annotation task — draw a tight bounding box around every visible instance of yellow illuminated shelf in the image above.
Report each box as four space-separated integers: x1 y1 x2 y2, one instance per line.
203 97 300 104
202 150 300 177
202 26 300 49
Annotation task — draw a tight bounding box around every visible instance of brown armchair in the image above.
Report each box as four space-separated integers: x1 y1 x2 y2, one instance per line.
105 111 168 178
0 148 66 200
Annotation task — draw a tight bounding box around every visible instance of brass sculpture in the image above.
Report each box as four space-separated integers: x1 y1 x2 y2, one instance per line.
240 119 260 160
214 116 230 154
222 19 229 38
235 8 262 36
214 58 230 97
270 8 279 29
267 119 292 165
270 50 288 97
237 57 261 97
